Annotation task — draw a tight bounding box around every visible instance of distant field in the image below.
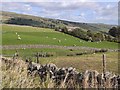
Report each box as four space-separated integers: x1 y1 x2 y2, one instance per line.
39 52 118 73
2 50 118 73
2 24 118 49
2 47 95 58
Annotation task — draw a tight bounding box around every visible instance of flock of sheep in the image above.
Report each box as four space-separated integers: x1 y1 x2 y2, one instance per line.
15 32 64 43
26 59 120 88
16 32 21 40
15 32 101 45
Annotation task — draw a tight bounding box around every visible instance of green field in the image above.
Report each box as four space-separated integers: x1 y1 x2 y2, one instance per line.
2 48 95 58
2 24 118 49
39 52 118 73
2 52 118 88
2 24 119 74
2 50 119 73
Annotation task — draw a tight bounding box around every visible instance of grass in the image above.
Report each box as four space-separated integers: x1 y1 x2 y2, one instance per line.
2 49 119 74
2 24 118 49
3 47 118 74
2 48 94 59
2 58 45 88
1 24 119 74
39 52 118 73
2 53 119 88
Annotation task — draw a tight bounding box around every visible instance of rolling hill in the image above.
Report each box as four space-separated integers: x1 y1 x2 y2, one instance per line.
1 11 116 32
2 24 118 49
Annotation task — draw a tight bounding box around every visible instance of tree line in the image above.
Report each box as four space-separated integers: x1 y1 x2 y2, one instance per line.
6 17 56 29
55 26 120 43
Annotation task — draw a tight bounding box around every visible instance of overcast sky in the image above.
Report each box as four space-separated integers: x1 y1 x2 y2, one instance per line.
1 0 119 25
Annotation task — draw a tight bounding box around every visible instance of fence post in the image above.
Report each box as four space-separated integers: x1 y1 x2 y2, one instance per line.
102 53 107 89
102 53 106 80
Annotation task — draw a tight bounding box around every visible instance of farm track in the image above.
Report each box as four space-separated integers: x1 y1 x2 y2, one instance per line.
1 44 118 51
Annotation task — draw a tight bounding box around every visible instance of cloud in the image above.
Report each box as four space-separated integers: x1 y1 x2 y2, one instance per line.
30 2 118 24
2 2 25 11
30 2 99 11
1 0 119 2
2 2 33 15
94 3 118 16
1 1 118 24
92 2 118 24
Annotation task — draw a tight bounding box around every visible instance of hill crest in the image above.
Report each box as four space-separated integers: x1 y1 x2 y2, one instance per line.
1 11 116 32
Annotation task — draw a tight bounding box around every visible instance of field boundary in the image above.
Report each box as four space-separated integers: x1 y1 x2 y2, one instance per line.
2 44 118 51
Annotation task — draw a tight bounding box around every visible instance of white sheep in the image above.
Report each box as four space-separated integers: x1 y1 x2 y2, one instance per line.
53 38 56 40
58 40 61 43
22 48 25 50
18 36 21 40
16 32 17 35
18 35 20 37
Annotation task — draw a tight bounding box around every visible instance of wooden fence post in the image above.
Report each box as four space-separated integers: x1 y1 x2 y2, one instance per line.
102 53 107 90
102 53 106 81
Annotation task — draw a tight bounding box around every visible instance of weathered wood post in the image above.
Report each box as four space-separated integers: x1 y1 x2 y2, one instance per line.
102 53 106 80
102 53 107 88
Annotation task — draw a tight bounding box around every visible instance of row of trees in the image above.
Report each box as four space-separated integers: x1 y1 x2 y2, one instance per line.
55 26 120 43
6 17 56 29
69 28 105 42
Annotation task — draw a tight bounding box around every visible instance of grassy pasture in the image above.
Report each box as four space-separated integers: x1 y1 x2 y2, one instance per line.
2 49 118 73
2 48 95 58
40 52 118 73
1 52 119 88
2 24 118 49
1 24 119 74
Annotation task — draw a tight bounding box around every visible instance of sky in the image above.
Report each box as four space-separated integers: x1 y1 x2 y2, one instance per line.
1 0 119 25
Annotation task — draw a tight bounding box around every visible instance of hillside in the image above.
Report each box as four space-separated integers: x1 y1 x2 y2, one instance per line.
1 11 116 32
2 24 118 49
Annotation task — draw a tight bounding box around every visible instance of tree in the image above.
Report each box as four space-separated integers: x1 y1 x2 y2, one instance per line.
70 28 88 41
108 27 117 37
87 30 92 37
